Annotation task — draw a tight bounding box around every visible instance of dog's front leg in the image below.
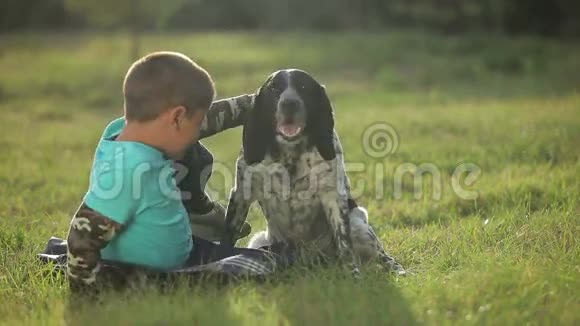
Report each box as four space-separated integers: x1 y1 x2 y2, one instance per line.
222 187 253 247
321 193 361 278
222 166 255 247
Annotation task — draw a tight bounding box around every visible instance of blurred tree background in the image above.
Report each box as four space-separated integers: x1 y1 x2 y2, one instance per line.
1 0 579 37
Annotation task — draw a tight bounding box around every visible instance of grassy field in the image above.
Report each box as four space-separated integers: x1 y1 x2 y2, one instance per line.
0 31 579 325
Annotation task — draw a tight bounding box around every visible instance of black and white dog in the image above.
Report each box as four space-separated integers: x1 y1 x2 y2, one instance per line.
221 69 405 276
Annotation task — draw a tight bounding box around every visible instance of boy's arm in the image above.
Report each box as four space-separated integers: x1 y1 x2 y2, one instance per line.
199 94 254 139
66 203 124 287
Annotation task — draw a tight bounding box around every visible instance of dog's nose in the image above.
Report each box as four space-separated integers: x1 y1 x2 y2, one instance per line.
279 98 301 115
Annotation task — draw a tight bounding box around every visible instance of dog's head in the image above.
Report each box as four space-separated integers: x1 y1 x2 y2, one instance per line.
243 69 336 164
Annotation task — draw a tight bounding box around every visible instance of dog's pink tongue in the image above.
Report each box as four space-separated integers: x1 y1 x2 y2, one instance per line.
279 124 301 137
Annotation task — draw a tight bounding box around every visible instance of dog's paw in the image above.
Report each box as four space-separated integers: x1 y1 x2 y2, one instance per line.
390 262 407 277
351 266 362 280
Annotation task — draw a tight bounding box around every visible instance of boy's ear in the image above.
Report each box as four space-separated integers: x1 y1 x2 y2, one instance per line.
169 105 187 128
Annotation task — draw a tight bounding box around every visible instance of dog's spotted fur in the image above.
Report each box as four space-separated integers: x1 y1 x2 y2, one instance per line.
227 131 353 257
222 70 405 276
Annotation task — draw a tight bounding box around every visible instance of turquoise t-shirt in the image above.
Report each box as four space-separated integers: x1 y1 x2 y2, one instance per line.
84 118 193 271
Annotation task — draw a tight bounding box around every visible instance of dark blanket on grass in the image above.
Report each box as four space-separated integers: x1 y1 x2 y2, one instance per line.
38 237 283 286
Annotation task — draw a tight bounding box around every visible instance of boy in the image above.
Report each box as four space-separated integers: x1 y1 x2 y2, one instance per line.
66 51 254 288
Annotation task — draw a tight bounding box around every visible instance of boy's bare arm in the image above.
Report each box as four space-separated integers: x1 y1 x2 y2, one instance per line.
199 94 254 139
66 203 123 286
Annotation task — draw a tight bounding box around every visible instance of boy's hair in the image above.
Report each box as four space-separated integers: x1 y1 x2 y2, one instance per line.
123 51 215 122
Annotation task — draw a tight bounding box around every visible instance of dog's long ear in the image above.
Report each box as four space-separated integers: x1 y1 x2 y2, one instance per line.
311 85 336 160
243 84 274 165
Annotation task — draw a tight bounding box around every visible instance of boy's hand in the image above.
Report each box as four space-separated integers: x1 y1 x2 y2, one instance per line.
189 202 251 242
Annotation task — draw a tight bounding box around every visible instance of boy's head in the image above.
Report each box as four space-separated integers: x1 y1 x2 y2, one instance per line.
123 51 215 157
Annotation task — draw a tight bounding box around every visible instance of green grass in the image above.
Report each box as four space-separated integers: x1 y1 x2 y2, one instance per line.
0 30 579 325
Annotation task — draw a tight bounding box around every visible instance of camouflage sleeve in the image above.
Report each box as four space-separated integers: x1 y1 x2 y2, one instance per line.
66 203 124 287
199 94 254 139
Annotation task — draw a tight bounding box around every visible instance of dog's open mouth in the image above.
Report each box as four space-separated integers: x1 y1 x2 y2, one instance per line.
277 123 303 139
